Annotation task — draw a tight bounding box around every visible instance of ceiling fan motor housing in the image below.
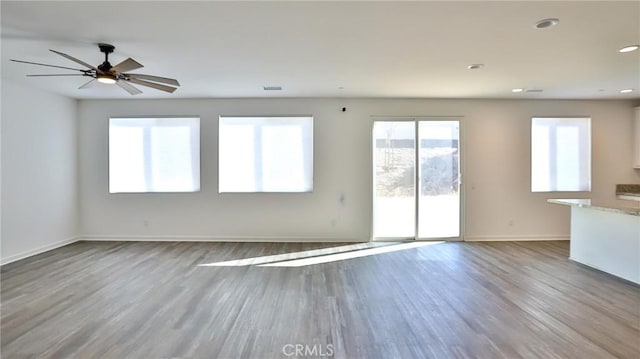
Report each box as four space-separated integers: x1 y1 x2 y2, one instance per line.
98 62 113 73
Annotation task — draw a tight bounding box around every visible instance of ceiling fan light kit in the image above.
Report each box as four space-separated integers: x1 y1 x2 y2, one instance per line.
97 73 117 84
10 43 180 95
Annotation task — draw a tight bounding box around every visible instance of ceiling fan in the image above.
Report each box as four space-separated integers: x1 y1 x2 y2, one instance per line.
10 43 180 95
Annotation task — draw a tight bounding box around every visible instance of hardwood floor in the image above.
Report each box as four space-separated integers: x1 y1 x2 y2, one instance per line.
1 241 638 358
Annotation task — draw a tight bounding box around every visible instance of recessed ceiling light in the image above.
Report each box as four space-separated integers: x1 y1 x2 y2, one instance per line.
263 86 282 91
512 88 524 93
467 64 484 70
619 45 639 53
620 89 634 93
534 18 559 29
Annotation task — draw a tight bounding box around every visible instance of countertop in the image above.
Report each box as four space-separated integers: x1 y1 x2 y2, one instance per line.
548 198 640 216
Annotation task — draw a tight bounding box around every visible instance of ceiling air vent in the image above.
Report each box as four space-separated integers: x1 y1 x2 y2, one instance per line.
526 89 543 93
263 86 282 91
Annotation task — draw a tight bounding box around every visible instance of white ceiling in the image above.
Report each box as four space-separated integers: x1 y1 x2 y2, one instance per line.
1 1 639 100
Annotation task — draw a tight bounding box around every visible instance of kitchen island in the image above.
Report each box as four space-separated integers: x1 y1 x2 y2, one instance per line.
548 198 640 284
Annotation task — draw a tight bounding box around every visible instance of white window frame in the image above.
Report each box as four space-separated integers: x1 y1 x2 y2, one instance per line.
109 116 200 193
218 115 314 193
531 116 591 192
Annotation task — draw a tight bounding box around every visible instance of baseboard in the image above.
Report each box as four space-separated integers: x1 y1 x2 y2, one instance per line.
0 236 80 266
80 234 570 243
78 235 368 243
464 235 569 242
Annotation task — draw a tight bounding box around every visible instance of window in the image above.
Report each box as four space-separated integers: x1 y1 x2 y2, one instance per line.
531 117 591 192
219 116 313 192
109 117 200 193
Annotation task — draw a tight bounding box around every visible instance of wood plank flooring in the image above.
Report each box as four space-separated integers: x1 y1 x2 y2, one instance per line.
1 241 639 358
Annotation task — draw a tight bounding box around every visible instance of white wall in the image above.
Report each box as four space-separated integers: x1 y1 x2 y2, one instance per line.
1 80 79 263
77 98 639 242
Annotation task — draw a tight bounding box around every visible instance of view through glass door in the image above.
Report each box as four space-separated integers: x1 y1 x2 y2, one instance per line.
373 118 461 240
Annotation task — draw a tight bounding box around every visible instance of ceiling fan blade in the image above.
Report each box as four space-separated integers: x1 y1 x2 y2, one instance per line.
112 58 143 73
49 49 99 71
126 78 177 93
27 74 85 77
79 79 97 89
125 73 180 86
116 80 143 95
11 59 86 72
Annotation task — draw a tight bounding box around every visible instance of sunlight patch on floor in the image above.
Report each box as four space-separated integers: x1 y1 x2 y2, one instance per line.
197 242 390 267
198 241 443 267
259 241 443 267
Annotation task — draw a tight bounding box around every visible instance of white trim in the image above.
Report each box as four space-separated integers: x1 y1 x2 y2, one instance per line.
0 236 80 266
78 235 367 243
464 234 569 242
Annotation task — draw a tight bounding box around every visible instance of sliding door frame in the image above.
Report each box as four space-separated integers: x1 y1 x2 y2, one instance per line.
370 116 465 242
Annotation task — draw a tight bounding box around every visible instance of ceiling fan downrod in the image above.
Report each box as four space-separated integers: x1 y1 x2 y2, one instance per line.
98 43 115 72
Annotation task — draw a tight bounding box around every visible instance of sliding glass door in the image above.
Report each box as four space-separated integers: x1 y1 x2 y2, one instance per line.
417 121 460 238
372 121 416 238
373 118 461 240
